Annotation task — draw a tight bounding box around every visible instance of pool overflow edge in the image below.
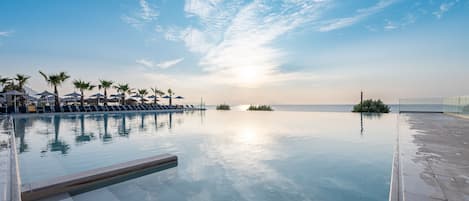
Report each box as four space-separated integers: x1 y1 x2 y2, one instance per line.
20 154 178 201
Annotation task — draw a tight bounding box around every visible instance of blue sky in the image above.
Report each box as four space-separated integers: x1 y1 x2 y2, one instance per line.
1 0 468 104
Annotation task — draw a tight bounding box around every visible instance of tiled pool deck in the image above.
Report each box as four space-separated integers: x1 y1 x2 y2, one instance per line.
394 113 469 201
0 116 21 201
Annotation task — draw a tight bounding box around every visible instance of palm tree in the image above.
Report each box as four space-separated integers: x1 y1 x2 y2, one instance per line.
150 87 164 104
114 83 130 105
137 89 148 104
14 74 30 92
39 71 70 107
14 74 30 106
73 80 96 106
0 76 12 91
99 80 113 106
167 88 174 106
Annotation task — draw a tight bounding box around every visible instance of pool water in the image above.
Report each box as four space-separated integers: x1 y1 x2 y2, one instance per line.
15 111 396 201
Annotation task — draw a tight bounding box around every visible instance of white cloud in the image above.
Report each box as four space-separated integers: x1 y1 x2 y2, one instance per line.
384 20 398 30
164 0 329 87
433 0 459 19
0 31 13 37
139 0 158 21
157 58 184 69
136 58 184 69
319 0 397 32
122 0 158 29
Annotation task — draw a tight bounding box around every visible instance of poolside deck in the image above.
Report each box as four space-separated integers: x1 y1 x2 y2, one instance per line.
0 116 21 201
393 113 469 201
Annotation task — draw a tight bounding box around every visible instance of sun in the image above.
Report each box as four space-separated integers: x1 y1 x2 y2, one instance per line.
236 67 259 86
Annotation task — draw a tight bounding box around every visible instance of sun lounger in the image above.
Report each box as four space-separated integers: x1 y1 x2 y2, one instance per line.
63 106 70 112
44 106 52 113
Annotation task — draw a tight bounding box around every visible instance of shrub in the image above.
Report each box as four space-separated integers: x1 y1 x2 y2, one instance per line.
352 99 390 113
247 105 273 111
216 104 231 110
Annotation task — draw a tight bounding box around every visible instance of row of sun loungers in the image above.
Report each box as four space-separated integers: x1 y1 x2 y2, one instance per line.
0 104 196 114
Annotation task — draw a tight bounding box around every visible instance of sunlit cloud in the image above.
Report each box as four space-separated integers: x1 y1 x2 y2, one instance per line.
433 0 460 19
162 0 330 87
122 0 158 29
319 0 397 32
136 58 184 69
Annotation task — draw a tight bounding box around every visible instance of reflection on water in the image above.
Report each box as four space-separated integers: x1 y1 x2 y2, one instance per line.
15 111 395 201
15 111 189 155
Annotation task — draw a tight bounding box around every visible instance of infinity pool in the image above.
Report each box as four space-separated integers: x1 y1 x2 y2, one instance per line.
15 111 396 201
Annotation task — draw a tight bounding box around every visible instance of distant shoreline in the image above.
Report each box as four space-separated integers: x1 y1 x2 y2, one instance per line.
205 104 403 113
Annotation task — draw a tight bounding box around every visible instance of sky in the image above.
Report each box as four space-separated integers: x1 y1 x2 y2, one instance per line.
0 0 468 105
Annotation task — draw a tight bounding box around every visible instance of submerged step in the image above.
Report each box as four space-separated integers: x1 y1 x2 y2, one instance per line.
21 154 178 201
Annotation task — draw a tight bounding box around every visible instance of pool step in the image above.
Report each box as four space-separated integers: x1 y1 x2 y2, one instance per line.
22 154 178 201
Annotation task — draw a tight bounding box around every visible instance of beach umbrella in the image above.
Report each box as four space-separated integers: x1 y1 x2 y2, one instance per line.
90 93 104 98
147 95 159 104
131 94 142 98
36 90 56 97
162 95 172 105
36 91 56 106
175 96 184 99
108 97 119 102
62 97 79 102
110 94 123 98
25 95 38 103
90 93 105 105
2 90 24 96
26 95 38 101
2 90 24 113
64 92 81 98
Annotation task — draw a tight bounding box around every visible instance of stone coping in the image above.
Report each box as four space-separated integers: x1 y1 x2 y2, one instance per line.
21 154 177 201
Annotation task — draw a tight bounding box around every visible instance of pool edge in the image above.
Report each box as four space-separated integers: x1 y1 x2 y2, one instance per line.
21 154 178 201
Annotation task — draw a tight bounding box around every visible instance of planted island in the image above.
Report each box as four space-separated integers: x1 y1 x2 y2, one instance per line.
352 99 390 113
247 105 273 111
216 104 231 110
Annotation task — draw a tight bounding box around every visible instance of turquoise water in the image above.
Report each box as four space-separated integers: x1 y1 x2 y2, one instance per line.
15 110 396 201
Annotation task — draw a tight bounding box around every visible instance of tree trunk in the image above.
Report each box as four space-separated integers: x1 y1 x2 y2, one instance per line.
121 93 125 105
54 85 60 107
80 91 84 107
169 97 172 106
104 89 108 106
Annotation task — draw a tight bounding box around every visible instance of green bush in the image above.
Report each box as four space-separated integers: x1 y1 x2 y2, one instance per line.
247 105 273 111
352 99 390 113
216 104 231 110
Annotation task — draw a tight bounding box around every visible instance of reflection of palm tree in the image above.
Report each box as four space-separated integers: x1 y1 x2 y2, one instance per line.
75 115 95 143
14 118 29 153
168 113 173 129
102 114 112 142
154 113 158 130
38 71 70 107
48 116 70 154
140 113 146 129
118 114 131 136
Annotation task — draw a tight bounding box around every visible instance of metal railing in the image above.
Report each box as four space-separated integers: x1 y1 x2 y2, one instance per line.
399 96 469 115
398 98 444 113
